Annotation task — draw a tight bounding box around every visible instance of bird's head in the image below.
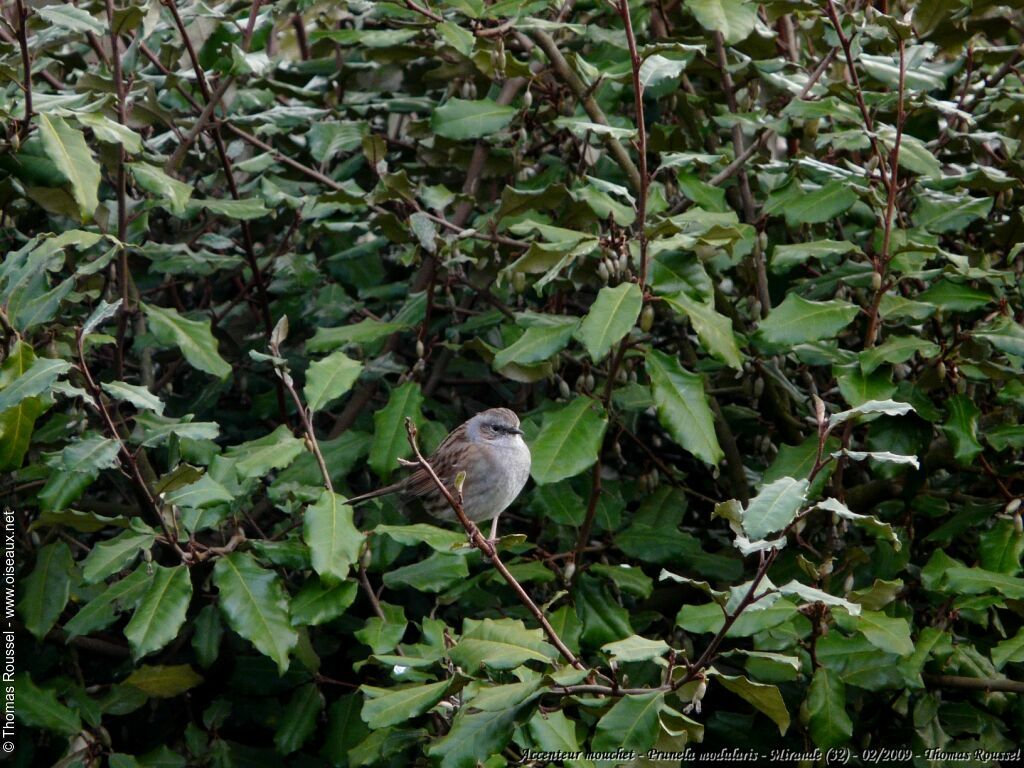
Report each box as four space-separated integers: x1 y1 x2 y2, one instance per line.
467 407 524 443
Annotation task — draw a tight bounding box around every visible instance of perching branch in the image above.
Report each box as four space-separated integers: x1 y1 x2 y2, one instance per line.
403 418 586 671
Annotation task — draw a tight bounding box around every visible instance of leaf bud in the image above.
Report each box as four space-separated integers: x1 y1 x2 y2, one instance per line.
638 303 655 333
512 271 527 294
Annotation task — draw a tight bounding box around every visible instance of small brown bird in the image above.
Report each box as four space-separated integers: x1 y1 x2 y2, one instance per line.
346 408 531 540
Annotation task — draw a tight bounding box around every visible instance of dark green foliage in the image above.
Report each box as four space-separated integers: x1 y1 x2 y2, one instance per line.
3 1 1023 766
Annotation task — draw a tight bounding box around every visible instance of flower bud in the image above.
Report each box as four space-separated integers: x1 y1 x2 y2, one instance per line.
558 378 571 399
936 361 946 380
585 373 595 391
871 271 883 291
597 260 610 283
416 339 425 359
1006 498 1022 515
523 90 533 109
1015 512 1023 535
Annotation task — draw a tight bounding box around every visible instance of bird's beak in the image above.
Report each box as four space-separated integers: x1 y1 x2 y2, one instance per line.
511 427 524 436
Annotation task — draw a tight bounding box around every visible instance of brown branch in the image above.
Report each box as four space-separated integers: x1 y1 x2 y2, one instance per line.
711 31 767 315
617 0 650 287
14 0 32 138
75 328 187 562
403 418 585 670
923 674 1024 694
530 29 642 194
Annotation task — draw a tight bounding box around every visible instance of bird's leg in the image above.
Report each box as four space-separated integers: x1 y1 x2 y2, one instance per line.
487 515 500 544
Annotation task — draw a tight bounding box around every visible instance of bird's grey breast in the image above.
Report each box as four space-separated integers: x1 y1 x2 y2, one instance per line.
481 434 531 511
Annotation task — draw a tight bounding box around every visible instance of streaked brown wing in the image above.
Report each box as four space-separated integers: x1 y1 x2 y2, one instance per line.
399 423 466 498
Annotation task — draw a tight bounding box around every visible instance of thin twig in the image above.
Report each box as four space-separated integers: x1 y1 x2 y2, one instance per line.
618 0 650 287
14 0 32 138
403 418 585 670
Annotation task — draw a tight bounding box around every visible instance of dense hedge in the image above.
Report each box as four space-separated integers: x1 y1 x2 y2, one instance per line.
3 1 1024 766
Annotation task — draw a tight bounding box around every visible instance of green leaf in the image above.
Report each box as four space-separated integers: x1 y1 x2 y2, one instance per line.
361 680 451 729
979 519 1023 575
449 618 557 671
275 683 325 754
742 477 808 541
677 599 797 637
163 474 234 509
777 580 861 616
224 424 306 478
38 114 101 221
124 565 193 659
493 322 578 369
528 396 607 485
101 381 165 415
307 319 410 352
304 350 363 412
859 336 939 374
664 291 744 369
81 529 156 584
940 566 1024 599
355 603 407 654
0 341 45 470
941 395 983 466
55 435 121 473
303 490 362 584
290 579 358 626
601 634 670 663
592 690 665 752
196 197 270 220
213 552 298 674
974 315 1024 358
815 498 901 550
833 609 914 657
687 0 758 44
129 163 193 216
383 551 469 592
142 303 231 379
374 523 467 552
710 672 790 735
0 356 70 412
124 664 203 698
35 4 104 33
575 283 642 362
427 703 525 768
646 349 722 465
782 182 858 226
770 239 861 274
369 381 424 481
756 294 859 345
65 567 149 638
992 629 1024 670
192 604 223 668
431 98 517 140
806 668 853 748
18 541 73 640
917 279 993 312
14 673 82 737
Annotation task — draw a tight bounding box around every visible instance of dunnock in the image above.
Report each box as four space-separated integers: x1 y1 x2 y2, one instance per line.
347 408 531 540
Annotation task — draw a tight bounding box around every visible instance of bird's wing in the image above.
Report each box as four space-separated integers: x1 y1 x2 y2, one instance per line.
400 424 467 498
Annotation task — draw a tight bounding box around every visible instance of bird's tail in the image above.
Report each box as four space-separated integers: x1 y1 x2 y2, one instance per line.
345 483 402 507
